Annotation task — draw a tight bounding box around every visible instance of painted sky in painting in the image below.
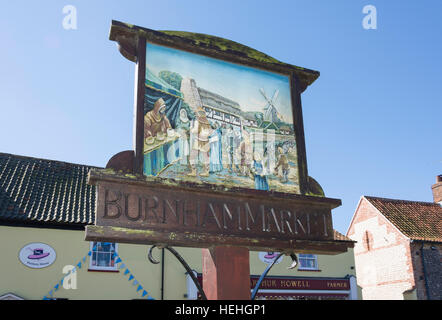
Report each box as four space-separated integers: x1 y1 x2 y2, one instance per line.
146 43 293 123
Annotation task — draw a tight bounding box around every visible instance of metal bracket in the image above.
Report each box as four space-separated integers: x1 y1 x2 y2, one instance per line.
149 246 297 301
148 245 207 300
251 253 298 300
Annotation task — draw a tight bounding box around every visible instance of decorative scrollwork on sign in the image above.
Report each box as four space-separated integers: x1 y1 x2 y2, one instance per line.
148 245 207 300
251 253 298 300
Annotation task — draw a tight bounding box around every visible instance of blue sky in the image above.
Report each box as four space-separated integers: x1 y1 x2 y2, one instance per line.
146 42 292 121
0 0 440 234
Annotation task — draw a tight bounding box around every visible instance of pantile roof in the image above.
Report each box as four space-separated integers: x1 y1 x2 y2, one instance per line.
333 230 353 242
364 196 442 243
0 152 97 227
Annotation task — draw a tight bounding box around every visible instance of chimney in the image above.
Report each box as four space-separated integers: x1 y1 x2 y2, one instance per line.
432 175 442 204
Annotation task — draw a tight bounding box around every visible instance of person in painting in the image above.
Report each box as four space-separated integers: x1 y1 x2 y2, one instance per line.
263 144 275 176
209 122 223 173
225 125 235 173
188 108 213 177
251 151 269 191
144 98 172 139
232 128 242 173
176 108 191 170
238 129 253 176
275 146 289 183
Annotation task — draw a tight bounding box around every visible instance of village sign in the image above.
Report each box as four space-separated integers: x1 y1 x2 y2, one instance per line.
85 21 353 257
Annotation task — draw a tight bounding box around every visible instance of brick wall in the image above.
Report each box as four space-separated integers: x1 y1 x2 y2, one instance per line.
431 175 442 203
347 198 415 300
411 242 442 300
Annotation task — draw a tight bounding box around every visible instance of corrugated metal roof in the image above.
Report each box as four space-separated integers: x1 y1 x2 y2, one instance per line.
365 196 442 243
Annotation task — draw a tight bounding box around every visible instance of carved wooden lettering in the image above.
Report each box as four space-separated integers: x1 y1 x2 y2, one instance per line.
94 180 335 244
103 189 122 219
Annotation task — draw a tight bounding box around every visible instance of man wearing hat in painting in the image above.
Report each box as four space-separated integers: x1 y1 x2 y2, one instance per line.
275 146 290 183
188 107 213 177
144 98 172 139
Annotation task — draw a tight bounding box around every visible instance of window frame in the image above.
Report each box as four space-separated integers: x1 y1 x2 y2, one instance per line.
88 242 119 271
298 254 319 271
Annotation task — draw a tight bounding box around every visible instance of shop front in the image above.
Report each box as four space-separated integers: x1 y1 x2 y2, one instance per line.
251 276 355 300
189 274 357 300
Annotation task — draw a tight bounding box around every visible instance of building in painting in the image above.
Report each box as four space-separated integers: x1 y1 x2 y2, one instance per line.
346 176 442 300
181 77 249 130
0 152 360 300
180 77 290 133
198 87 245 129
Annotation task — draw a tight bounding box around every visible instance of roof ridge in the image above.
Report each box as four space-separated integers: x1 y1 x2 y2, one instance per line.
0 152 103 170
364 195 438 206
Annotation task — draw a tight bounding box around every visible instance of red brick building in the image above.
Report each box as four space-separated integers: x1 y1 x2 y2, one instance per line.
347 176 442 300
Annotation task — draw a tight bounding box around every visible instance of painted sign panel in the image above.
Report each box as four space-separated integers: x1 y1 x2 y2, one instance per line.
195 274 350 291
19 243 56 269
258 252 283 265
250 276 350 291
143 43 299 194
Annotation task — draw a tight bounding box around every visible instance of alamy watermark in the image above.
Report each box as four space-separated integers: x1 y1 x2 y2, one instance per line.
61 5 376 31
62 5 77 30
362 5 377 30
62 265 77 289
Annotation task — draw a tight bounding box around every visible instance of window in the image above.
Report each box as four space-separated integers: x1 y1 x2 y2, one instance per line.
89 242 118 271
298 254 318 270
363 230 373 251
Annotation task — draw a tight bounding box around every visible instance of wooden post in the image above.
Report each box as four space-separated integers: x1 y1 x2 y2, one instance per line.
133 37 146 174
202 246 251 300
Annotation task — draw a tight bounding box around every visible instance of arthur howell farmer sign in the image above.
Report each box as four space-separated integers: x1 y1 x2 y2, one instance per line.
84 21 354 299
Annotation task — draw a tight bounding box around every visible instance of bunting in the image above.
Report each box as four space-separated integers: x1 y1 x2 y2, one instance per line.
42 243 155 300
111 251 155 300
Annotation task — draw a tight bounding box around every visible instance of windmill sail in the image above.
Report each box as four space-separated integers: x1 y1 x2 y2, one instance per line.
261 89 281 123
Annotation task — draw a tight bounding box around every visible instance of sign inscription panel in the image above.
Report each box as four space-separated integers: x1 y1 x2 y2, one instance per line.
90 177 336 249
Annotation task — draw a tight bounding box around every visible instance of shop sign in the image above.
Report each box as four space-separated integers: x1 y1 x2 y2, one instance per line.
19 243 56 269
258 252 283 265
250 276 350 291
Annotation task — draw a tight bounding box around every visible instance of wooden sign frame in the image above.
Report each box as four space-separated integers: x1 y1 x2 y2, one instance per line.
85 21 354 255
109 20 321 195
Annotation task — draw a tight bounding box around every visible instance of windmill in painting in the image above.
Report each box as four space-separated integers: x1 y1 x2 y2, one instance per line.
260 88 281 124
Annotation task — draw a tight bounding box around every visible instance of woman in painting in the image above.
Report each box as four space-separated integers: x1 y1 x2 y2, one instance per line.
251 151 269 191
209 122 223 173
176 108 191 171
